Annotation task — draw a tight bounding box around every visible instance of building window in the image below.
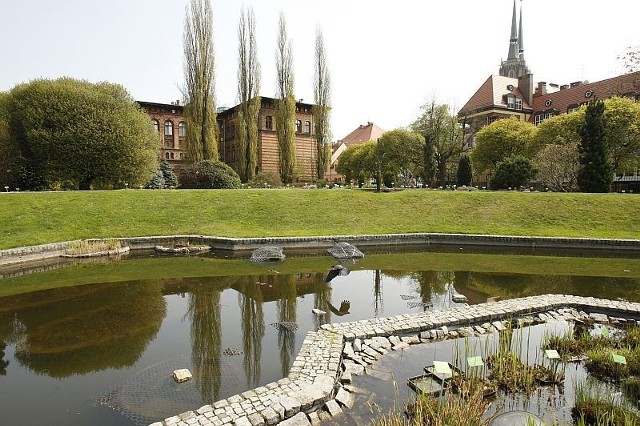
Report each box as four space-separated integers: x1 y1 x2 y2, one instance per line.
178 122 186 137
534 114 543 126
295 119 302 133
180 153 184 159
165 152 170 159
170 152 174 159
265 116 273 130
515 97 522 110
164 120 174 136
544 112 554 120
304 121 311 134
152 119 160 132
507 95 515 109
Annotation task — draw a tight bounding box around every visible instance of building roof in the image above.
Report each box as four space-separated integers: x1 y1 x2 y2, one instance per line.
458 75 533 116
338 122 385 146
531 71 640 114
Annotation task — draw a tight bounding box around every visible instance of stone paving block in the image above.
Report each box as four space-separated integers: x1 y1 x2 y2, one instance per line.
259 407 280 426
324 400 343 417
335 387 355 409
233 417 251 426
278 412 311 426
278 396 301 417
307 411 321 425
247 412 265 426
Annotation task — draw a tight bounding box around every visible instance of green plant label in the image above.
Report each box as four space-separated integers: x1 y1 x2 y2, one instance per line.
433 361 452 375
467 356 484 367
545 349 560 360
612 354 627 365
601 326 609 337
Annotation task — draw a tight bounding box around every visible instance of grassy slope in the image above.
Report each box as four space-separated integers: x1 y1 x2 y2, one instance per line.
0 189 638 250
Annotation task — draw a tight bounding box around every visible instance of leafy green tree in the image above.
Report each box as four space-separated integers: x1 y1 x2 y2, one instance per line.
275 13 296 184
236 6 261 182
377 129 425 188
183 0 219 162
531 110 584 155
471 117 537 174
534 143 580 192
313 27 331 180
145 169 165 189
3 78 158 190
578 99 612 193
489 156 537 190
457 156 472 186
178 160 241 189
604 96 640 173
335 141 376 185
411 101 462 186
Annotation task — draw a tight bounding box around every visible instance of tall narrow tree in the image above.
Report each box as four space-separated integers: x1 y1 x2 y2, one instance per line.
313 27 331 180
183 0 219 162
577 99 612 192
236 6 261 182
275 13 297 184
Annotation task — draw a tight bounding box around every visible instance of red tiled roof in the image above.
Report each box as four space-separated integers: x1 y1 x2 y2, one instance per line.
338 122 385 145
531 72 640 114
459 75 533 115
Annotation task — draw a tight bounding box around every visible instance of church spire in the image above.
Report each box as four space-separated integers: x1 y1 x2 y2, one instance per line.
507 0 519 60
518 0 524 59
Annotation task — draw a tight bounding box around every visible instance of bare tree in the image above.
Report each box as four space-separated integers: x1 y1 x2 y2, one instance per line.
313 27 331 180
236 6 261 182
275 12 296 183
183 0 219 162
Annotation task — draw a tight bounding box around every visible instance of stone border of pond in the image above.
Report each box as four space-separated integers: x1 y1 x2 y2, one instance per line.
1 233 639 266
150 294 640 426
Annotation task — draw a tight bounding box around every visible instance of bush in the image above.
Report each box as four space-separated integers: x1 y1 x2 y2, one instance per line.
457 156 472 186
316 179 328 188
250 171 282 188
490 156 537 190
178 161 241 189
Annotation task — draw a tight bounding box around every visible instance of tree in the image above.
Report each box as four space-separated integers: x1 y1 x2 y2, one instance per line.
178 160 241 189
534 143 580 192
531 110 584 155
489 156 537 190
159 160 178 188
335 141 376 185
183 0 219 162
578 99 612 193
457 156 472 186
377 129 425 188
236 6 261 182
411 101 462 186
471 117 537 174
618 43 640 73
603 97 640 173
313 27 331 180
274 13 296 184
3 78 158 190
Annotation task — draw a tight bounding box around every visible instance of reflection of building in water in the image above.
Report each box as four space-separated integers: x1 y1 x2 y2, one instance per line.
187 288 222 402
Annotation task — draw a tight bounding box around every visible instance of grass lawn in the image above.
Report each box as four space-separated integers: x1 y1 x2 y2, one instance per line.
0 189 638 250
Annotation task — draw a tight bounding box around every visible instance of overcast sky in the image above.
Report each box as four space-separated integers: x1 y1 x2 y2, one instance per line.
2 0 637 140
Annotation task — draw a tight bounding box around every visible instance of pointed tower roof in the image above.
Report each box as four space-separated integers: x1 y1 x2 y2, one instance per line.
507 0 519 60
518 1 524 58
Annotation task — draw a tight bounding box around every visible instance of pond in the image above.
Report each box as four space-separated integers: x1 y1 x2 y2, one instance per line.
0 246 638 425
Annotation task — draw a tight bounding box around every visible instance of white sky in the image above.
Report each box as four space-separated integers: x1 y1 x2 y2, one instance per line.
1 0 637 140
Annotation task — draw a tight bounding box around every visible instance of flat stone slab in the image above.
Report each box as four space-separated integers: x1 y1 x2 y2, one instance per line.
279 412 311 426
172 369 192 383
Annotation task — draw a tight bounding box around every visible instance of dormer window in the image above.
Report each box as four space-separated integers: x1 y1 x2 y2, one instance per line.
507 94 522 110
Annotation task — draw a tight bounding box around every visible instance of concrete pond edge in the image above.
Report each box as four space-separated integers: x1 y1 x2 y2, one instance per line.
2 232 640 266
151 294 640 426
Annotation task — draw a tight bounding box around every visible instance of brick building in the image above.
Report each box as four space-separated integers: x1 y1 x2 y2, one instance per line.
139 97 317 182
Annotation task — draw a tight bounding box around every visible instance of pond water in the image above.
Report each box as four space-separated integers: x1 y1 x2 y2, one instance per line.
0 247 638 425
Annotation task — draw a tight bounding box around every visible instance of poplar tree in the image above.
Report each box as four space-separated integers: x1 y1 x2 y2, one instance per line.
236 6 261 182
313 27 331 180
577 99 612 192
183 0 219 162
275 13 296 184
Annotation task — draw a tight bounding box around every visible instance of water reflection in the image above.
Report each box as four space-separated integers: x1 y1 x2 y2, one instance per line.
236 277 265 388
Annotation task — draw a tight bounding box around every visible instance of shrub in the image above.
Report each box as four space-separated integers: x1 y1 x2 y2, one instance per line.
159 160 178 188
178 160 241 189
457 156 472 186
250 171 282 188
490 156 537 190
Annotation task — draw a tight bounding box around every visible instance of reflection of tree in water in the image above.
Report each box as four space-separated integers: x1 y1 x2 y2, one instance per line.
410 271 449 309
313 279 332 327
236 277 265 388
186 285 222 403
276 275 297 378
0 314 11 375
0 281 165 377
373 270 383 317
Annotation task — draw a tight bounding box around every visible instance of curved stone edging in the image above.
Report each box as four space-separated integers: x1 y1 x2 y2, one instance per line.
2 233 639 266
62 246 130 258
150 294 640 426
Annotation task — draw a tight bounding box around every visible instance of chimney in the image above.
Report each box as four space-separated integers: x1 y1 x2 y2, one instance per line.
518 74 534 106
175 100 180 106
570 81 582 88
537 81 547 96
560 85 570 90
